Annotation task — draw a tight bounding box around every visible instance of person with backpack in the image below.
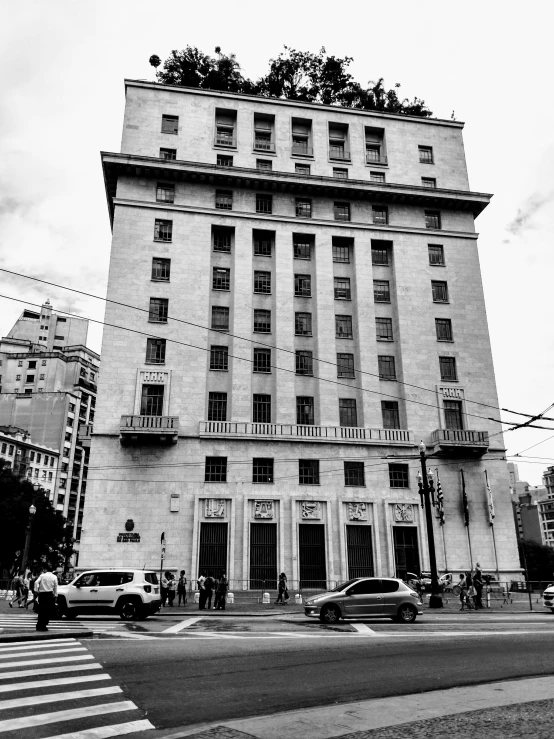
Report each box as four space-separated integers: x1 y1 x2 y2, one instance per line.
177 570 187 606
275 573 289 605
204 574 215 610
214 572 228 610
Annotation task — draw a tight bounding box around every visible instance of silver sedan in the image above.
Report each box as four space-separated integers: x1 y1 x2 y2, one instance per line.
304 577 423 624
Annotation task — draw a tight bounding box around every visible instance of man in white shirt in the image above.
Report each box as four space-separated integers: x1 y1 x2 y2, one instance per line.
35 567 58 631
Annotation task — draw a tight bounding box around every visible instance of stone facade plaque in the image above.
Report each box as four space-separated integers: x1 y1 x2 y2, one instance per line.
394 503 414 522
301 501 321 519
205 499 225 518
140 371 168 384
254 500 274 519
348 502 368 521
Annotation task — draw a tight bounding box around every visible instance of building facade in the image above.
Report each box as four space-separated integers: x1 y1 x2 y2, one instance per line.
79 80 521 586
0 425 59 496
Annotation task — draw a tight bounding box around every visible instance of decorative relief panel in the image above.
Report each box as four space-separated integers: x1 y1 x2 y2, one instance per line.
347 502 368 521
254 500 274 519
301 501 321 520
205 499 225 518
394 503 414 522
439 386 464 399
140 371 169 384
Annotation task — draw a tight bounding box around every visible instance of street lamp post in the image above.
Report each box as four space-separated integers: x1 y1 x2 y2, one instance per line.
417 441 443 608
21 484 39 575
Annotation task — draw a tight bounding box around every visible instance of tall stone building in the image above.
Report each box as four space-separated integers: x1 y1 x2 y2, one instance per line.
80 79 521 586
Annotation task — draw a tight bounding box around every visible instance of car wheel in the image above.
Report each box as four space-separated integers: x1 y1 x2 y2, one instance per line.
319 605 341 624
397 604 417 623
119 599 140 621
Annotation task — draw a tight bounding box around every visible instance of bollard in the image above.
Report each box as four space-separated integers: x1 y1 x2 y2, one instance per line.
295 593 302 605
227 592 234 604
262 592 270 604
194 591 200 604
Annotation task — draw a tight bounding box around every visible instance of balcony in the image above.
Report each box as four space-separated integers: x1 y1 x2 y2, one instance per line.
291 144 313 157
199 421 414 446
366 152 388 165
120 415 179 444
431 428 489 456
78 424 92 447
214 134 236 148
329 147 351 161
254 138 276 153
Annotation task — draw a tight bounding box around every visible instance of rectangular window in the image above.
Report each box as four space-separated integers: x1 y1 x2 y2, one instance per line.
295 198 312 218
334 202 351 221
425 210 441 229
253 230 274 256
217 154 233 167
39 374 45 380
161 115 178 134
156 183 175 203
335 315 353 339
41 360 47 366
419 146 434 164
444 400 463 430
160 148 176 160
365 128 385 163
216 190 233 210
435 318 453 342
215 109 237 147
253 458 274 484
140 385 164 416
152 257 171 281
295 163 311 175
210 346 229 371
256 159 272 171
149 298 169 323
376 317 393 341
254 114 275 152
344 461 365 487
370 171 385 183
253 348 271 373
154 219 172 242
337 353 354 378
339 398 357 427
296 396 314 425
26 374 35 383
329 123 349 160
378 355 396 380
213 226 233 253
332 241 350 263
211 306 230 332
389 463 409 488
205 457 227 482
208 392 227 421
296 350 313 376
432 281 449 302
254 271 271 294
372 206 388 225
422 177 436 188
256 194 273 214
294 274 311 297
295 312 312 336
293 234 313 260
373 280 390 303
253 394 272 423
334 277 351 300
428 244 445 265
439 356 458 382
213 267 230 291
333 168 348 179
299 459 319 485
16 374 21 380
145 338 166 364
254 309 271 333
291 118 312 156
382 401 400 429
28 361 36 369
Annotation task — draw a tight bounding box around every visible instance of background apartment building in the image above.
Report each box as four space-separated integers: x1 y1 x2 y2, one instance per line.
79 80 521 586
0 301 99 552
0 425 59 496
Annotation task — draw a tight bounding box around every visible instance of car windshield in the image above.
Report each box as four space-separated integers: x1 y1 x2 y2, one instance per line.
331 579 360 592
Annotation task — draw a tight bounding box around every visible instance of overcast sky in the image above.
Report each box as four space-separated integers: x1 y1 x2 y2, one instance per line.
0 0 552 484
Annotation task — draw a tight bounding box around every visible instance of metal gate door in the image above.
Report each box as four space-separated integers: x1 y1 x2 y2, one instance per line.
346 525 374 579
299 524 327 589
198 522 228 578
250 523 277 589
393 526 420 581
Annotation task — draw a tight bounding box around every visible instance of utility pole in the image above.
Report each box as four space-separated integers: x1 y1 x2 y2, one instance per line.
417 441 443 608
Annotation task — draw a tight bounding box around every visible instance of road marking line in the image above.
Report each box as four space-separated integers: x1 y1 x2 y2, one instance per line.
44 718 155 738
0 700 138 731
351 623 379 636
105 632 156 640
0 640 77 651
0 685 122 711
0 663 103 681
0 673 111 693
0 647 86 660
162 617 203 634
0 654 94 670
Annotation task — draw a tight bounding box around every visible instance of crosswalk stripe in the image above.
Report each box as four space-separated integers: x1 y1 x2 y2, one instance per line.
0 685 122 711
0 647 86 661
0 673 111 694
0 654 94 669
0 640 77 651
351 623 378 636
0 699 138 731
0 663 103 681
44 718 155 738
162 616 203 634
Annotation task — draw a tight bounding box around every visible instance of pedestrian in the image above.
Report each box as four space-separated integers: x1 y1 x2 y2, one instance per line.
177 570 187 606
167 573 176 606
465 571 476 610
161 571 170 607
275 573 288 605
473 563 484 610
8 573 22 608
26 572 37 610
34 566 58 631
17 573 30 608
197 572 207 610
458 573 468 610
214 572 228 610
204 574 215 610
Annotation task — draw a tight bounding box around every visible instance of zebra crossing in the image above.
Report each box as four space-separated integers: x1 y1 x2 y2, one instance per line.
0 637 154 736
0 612 129 635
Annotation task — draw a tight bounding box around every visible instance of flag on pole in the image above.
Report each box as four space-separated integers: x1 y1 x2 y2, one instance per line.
484 470 495 525
460 469 469 526
435 468 445 525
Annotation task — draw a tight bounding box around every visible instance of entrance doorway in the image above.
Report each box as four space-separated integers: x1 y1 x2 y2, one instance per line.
346 525 374 579
249 523 277 589
299 524 327 589
198 522 228 578
393 526 420 581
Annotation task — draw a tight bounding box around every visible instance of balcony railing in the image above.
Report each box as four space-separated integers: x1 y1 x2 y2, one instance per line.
214 135 236 148
200 421 414 445
120 415 179 444
292 144 314 157
254 139 276 152
366 152 388 165
431 428 489 455
329 147 351 161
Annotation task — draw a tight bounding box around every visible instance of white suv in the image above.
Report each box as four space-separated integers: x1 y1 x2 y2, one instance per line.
57 569 161 621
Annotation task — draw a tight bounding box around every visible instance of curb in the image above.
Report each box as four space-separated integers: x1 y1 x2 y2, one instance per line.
0 631 94 643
